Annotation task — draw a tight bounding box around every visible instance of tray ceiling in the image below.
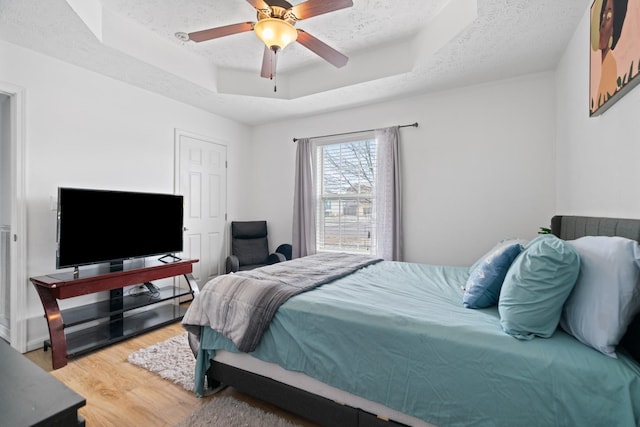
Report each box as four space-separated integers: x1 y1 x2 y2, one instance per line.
0 0 587 125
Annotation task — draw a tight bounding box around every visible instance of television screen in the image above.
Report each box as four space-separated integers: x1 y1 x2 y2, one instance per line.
56 187 184 269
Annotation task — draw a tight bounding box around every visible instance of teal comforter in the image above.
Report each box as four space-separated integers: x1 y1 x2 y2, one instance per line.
194 261 640 426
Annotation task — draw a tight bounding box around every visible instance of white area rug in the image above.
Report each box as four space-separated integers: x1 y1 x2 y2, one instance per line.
127 333 195 392
127 333 303 427
175 396 302 427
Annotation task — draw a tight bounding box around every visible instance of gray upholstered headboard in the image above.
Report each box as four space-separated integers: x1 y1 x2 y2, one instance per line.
551 215 640 241
550 215 640 361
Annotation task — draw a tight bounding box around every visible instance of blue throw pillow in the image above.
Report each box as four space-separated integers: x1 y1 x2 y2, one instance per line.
463 243 523 309
469 238 528 273
499 235 580 340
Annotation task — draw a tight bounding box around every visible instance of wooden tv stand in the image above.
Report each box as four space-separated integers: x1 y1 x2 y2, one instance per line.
30 258 199 369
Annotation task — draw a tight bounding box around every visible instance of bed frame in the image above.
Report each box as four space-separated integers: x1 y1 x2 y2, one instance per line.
206 362 402 427
197 215 640 427
551 215 640 241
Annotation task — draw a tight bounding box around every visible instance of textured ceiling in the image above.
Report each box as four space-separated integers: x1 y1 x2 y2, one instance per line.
0 0 588 125
102 0 450 73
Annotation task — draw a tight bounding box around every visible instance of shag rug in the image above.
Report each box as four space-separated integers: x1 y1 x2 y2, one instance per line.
127 333 302 427
127 333 196 392
174 396 302 427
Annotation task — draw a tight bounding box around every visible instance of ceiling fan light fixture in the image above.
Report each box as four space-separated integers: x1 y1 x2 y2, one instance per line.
254 18 298 51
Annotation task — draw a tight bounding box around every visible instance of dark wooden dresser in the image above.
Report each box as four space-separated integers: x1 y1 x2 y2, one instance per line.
0 339 85 426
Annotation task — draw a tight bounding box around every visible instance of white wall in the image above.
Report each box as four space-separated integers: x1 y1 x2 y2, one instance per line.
247 72 557 266
556 7 640 217
0 40 252 348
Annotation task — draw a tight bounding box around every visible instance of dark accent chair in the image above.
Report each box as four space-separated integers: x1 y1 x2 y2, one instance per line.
225 221 289 274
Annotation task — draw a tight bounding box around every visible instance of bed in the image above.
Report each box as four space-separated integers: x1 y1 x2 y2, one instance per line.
182 215 640 427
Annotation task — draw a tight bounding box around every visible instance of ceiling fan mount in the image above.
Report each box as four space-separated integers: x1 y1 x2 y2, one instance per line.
177 0 353 87
256 0 296 24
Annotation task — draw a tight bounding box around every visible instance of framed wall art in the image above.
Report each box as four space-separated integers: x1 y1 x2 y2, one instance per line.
590 0 640 116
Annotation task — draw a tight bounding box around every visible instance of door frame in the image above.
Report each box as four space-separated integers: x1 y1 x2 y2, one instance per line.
173 128 229 280
0 81 27 352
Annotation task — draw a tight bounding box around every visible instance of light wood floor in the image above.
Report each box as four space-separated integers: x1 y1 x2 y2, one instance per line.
24 323 318 427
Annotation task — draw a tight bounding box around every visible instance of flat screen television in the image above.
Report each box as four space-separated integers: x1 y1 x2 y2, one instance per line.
56 187 184 269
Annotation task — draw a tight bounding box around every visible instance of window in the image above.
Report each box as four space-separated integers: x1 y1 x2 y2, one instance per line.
314 134 377 254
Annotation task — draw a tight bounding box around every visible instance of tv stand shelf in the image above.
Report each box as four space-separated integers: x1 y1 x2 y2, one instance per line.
59 284 193 328
30 258 199 369
63 304 189 358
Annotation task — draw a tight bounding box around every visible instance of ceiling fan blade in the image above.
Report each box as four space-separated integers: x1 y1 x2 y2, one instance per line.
291 0 353 20
246 0 270 11
296 30 348 68
261 46 277 79
188 22 254 42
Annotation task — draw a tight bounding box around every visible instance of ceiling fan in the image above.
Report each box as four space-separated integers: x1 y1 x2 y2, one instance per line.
176 0 353 90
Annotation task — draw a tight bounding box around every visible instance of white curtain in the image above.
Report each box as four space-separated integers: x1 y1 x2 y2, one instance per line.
374 126 402 261
292 138 316 259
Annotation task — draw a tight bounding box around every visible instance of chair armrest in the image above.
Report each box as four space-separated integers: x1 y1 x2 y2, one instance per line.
225 255 239 274
267 252 286 265
275 243 292 260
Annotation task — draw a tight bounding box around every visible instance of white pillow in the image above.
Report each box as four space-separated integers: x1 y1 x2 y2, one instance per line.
561 236 640 357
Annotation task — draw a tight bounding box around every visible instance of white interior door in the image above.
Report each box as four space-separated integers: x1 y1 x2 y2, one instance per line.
175 130 227 286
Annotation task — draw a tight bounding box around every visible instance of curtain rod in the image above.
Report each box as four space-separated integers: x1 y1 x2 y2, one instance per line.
292 122 418 143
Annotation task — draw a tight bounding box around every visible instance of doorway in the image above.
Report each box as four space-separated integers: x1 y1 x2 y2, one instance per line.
174 129 227 287
0 82 27 351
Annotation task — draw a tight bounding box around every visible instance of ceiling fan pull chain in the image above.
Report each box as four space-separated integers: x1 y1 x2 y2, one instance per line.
272 49 278 92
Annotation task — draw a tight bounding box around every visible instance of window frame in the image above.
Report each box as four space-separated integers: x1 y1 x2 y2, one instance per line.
312 132 378 255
